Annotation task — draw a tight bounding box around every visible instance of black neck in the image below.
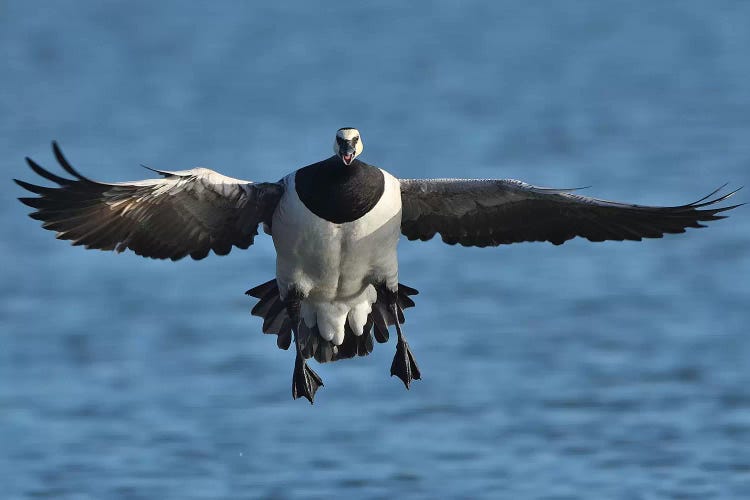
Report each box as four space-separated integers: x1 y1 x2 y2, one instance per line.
294 156 385 223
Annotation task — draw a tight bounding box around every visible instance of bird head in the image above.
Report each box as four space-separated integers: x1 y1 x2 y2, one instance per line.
333 127 363 165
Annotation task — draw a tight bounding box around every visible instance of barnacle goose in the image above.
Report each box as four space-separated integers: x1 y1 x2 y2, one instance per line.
15 128 741 403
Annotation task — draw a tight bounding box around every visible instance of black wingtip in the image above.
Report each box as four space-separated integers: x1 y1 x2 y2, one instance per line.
18 196 44 208
52 141 93 182
537 185 592 193
714 202 745 213
13 178 49 195
688 184 741 207
694 183 729 205
25 156 73 186
141 164 173 177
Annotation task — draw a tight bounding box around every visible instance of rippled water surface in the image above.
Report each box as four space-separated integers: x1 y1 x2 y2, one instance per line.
2 2 750 499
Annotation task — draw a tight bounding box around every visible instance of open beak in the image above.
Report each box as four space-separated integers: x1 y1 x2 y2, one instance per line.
340 143 356 165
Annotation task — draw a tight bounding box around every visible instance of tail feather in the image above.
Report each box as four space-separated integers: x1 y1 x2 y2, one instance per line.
335 320 375 361
362 316 374 350
334 322 359 360
358 324 375 356
265 307 288 334
399 294 416 309
245 280 277 298
371 303 390 343
262 298 286 333
315 334 334 363
277 320 292 350
298 323 319 359
251 290 279 317
398 283 419 296
248 279 418 363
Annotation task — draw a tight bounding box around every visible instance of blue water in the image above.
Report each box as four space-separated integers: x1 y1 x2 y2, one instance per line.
2 2 750 498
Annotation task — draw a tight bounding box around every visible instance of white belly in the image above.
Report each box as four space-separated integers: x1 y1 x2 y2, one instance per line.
271 169 402 344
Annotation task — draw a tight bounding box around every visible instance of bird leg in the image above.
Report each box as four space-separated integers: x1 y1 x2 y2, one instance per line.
285 291 323 404
387 289 421 389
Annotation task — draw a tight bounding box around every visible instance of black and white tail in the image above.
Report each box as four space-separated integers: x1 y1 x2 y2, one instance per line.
245 280 418 363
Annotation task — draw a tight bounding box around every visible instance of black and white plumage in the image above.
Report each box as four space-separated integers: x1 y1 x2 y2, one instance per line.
16 129 741 403
16 142 284 261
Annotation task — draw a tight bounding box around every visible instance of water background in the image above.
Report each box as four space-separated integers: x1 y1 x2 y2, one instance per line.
2 2 750 499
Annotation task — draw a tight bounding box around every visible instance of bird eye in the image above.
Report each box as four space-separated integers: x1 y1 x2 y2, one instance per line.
353 136 359 143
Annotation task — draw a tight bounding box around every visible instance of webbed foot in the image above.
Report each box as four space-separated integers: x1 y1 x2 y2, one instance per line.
292 351 324 404
390 331 421 389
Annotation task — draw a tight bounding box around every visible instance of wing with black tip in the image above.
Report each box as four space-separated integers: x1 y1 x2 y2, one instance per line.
399 178 741 247
15 142 284 260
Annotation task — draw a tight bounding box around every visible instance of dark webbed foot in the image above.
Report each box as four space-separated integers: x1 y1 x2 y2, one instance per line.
391 330 421 389
386 289 421 389
286 289 324 404
292 351 324 404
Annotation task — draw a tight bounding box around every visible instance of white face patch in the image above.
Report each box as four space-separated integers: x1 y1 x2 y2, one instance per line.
333 128 364 164
336 128 360 141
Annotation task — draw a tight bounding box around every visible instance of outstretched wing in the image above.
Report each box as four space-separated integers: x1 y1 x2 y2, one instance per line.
15 142 284 260
399 178 741 247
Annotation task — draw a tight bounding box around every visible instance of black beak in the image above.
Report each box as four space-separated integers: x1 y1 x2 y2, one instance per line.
338 138 356 164
337 138 355 152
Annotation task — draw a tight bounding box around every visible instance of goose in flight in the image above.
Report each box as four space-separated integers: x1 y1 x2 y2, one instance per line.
15 128 741 403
